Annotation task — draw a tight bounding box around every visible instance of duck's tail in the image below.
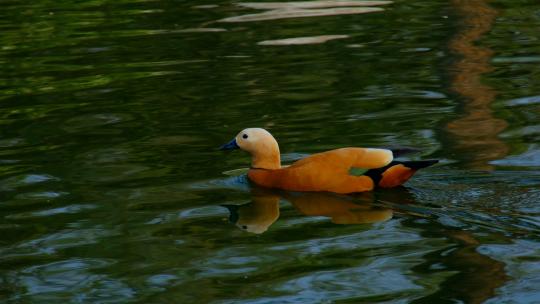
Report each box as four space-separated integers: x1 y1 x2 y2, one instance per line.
364 160 438 188
390 147 421 158
398 160 439 170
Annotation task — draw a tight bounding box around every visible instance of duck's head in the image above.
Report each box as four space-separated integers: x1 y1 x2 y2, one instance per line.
220 128 281 169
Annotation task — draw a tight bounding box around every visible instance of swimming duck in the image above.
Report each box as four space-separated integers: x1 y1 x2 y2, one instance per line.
220 128 437 194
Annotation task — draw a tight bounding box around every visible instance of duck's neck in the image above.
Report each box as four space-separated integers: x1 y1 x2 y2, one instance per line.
251 144 281 170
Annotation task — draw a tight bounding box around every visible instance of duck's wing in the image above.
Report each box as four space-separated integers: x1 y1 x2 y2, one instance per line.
290 147 393 171
364 160 439 188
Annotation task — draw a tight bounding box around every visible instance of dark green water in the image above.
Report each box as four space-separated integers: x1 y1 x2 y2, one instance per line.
1 0 539 303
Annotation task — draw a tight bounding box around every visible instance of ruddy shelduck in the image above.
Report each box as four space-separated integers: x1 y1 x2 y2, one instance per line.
220 128 437 194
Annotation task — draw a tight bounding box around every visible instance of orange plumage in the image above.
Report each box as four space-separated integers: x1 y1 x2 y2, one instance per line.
220 128 437 193
247 148 383 193
379 164 415 188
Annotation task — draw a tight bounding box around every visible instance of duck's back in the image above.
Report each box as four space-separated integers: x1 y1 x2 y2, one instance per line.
289 148 392 169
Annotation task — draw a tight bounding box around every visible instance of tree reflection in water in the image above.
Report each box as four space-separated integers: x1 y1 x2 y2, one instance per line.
446 0 509 170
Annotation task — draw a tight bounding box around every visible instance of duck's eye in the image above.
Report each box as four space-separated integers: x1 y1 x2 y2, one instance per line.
242 134 248 139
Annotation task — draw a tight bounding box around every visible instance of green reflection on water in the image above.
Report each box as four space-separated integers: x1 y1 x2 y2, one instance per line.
1 0 539 302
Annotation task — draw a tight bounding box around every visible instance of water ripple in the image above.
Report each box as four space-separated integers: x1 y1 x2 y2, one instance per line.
6 204 97 220
0 174 60 192
258 35 349 46
219 7 386 23
11 258 135 302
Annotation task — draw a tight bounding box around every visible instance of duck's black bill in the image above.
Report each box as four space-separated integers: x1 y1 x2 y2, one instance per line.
219 138 239 151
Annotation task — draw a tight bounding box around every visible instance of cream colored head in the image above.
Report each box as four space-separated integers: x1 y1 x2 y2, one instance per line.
236 128 281 169
221 128 281 169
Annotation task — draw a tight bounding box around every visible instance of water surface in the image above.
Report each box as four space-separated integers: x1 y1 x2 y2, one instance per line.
1 0 539 303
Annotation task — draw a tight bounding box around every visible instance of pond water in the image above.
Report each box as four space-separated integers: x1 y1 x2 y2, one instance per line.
1 0 539 303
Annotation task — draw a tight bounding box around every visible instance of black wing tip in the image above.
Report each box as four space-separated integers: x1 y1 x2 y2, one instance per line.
390 147 422 158
363 160 438 186
402 159 439 170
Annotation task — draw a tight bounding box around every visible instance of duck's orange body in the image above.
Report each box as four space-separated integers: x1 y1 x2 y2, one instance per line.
221 128 437 194
248 148 385 193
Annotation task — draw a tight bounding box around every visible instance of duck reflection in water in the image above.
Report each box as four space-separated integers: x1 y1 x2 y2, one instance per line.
221 186 414 234
219 185 508 303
